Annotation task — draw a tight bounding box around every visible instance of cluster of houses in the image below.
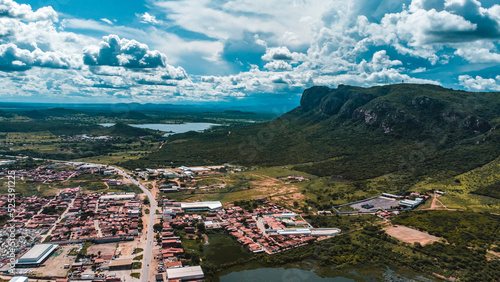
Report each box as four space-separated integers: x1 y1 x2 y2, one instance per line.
60 134 113 142
1 164 79 183
0 194 62 265
158 198 340 257
48 192 141 243
220 202 337 254
150 198 211 280
0 162 118 184
134 164 243 182
1 194 67 230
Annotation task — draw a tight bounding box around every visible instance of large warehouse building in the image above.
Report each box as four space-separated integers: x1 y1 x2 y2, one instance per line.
181 201 222 212
100 193 136 201
166 265 204 281
16 243 58 267
9 277 28 282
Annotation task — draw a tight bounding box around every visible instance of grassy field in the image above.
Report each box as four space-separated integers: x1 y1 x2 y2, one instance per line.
0 172 142 196
406 156 500 213
162 166 318 211
0 179 57 197
73 140 160 165
3 131 60 143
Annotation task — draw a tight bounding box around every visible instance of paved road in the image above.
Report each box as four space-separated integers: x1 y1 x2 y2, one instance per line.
112 167 156 282
32 158 156 281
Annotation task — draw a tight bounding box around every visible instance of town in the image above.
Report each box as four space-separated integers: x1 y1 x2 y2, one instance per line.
0 160 452 282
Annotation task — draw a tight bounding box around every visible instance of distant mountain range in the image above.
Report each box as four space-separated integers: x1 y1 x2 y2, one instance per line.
134 84 500 183
0 101 297 114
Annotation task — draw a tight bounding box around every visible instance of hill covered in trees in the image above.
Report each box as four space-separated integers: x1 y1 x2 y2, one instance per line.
128 84 500 182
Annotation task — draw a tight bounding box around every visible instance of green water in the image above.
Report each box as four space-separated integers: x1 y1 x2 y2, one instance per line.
218 261 438 282
202 232 438 282
221 266 354 281
203 232 253 265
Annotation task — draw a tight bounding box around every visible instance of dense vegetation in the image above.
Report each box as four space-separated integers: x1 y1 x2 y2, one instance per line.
0 120 161 137
203 222 500 282
472 182 500 199
392 210 500 247
131 84 500 186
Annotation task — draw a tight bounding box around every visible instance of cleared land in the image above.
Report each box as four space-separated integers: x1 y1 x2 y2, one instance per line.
33 245 75 277
384 225 440 246
87 242 117 256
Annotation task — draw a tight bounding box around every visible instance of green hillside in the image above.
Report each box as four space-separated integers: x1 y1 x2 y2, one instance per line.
128 84 500 183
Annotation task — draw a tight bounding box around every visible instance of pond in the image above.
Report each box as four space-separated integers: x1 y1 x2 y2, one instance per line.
218 261 437 282
220 267 355 282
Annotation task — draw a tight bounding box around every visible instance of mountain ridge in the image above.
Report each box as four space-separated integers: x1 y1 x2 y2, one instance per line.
126 84 500 184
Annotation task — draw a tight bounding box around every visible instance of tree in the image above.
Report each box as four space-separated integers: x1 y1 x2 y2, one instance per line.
153 223 163 232
196 222 206 234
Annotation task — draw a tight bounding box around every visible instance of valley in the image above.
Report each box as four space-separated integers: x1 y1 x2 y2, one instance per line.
0 84 499 282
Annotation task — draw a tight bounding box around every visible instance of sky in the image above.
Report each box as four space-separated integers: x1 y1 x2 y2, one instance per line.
1 0 500 105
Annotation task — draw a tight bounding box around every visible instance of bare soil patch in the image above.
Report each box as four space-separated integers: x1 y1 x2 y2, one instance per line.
87 242 117 256
385 225 440 246
35 245 75 277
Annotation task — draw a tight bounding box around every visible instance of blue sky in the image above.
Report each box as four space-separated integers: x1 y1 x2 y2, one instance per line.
2 0 500 105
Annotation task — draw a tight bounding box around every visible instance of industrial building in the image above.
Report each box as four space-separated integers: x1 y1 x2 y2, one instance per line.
310 228 342 237
9 277 28 282
166 265 204 281
16 243 58 267
399 198 423 208
276 228 312 236
181 201 222 212
104 258 133 270
100 193 136 201
381 193 403 199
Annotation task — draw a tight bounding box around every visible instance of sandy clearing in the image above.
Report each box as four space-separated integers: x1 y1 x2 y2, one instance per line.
385 225 440 246
487 250 500 260
87 242 117 256
34 245 75 277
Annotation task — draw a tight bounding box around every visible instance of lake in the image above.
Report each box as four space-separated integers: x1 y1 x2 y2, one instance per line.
218 261 437 282
99 122 223 136
220 267 355 282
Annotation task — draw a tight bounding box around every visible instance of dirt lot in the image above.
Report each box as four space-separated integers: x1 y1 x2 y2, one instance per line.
117 240 144 258
34 245 76 277
87 242 117 256
385 225 440 246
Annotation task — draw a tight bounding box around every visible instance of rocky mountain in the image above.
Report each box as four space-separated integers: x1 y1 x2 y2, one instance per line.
130 84 500 182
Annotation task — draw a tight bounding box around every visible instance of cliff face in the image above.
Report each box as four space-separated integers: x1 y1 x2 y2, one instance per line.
154 83 500 180
299 84 493 135
300 85 376 117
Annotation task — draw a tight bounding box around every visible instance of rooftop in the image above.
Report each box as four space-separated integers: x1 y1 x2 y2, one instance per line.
167 265 204 280
180 201 222 210
17 244 57 264
9 277 29 282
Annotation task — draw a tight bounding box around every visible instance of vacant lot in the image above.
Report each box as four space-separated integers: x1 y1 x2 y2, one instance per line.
385 225 440 246
34 245 75 277
87 242 117 256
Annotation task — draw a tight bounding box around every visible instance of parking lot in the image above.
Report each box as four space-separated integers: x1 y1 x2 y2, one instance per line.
350 196 401 212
